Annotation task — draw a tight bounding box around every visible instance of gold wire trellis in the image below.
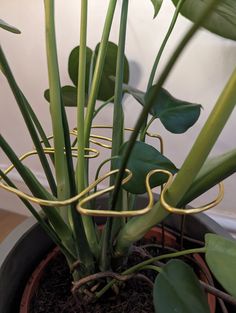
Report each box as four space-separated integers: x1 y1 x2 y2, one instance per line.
0 126 224 216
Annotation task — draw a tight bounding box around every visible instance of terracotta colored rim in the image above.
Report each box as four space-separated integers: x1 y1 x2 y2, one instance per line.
20 226 215 313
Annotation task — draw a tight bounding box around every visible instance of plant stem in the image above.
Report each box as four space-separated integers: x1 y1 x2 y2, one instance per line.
115 66 236 257
76 0 98 263
84 0 117 145
200 281 236 307
140 116 156 142
147 0 185 90
140 0 184 141
96 247 206 299
100 0 129 271
93 96 114 119
44 0 70 220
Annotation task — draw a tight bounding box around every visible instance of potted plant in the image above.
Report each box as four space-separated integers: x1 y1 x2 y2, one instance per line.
0 0 236 312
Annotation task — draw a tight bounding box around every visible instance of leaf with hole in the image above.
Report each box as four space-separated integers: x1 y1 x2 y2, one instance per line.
205 234 236 298
153 259 210 313
119 141 178 194
171 0 236 41
146 87 202 133
0 19 21 34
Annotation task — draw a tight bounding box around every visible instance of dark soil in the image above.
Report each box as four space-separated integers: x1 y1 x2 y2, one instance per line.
30 249 157 313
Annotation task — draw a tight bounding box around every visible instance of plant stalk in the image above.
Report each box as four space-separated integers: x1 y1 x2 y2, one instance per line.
100 0 129 272
44 0 70 220
84 0 117 144
76 0 99 262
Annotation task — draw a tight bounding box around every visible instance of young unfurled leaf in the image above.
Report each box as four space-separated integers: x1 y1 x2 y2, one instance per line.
44 86 78 107
146 87 202 133
119 141 178 194
205 234 236 298
0 19 21 34
150 0 163 18
153 259 210 313
171 0 236 41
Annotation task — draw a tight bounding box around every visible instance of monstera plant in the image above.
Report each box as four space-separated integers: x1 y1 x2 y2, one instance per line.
1 0 236 312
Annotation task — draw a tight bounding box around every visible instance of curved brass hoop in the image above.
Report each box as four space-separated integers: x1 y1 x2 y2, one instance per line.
2 147 99 178
159 170 224 215
72 125 164 153
0 169 131 208
77 169 169 217
0 147 99 207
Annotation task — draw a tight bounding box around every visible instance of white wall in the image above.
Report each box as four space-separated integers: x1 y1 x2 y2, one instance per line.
1 0 236 218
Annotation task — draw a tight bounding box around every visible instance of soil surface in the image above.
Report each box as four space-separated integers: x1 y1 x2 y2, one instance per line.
30 247 158 313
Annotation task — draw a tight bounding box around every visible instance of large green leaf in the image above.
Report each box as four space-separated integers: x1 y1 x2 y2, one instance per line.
150 0 163 18
0 19 21 34
179 148 236 206
171 0 236 41
153 259 210 313
205 234 236 298
68 45 93 90
44 86 78 107
94 41 130 101
125 84 201 134
119 141 178 194
146 87 202 133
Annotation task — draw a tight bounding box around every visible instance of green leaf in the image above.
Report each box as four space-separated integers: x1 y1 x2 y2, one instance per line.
67 42 129 102
94 41 130 101
205 234 236 298
153 259 210 313
44 86 79 107
119 141 178 194
146 87 202 133
150 0 163 18
171 0 236 41
179 148 236 206
0 19 21 34
68 45 93 90
123 83 145 106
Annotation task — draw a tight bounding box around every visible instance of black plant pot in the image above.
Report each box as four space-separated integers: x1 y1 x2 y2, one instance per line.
0 196 232 313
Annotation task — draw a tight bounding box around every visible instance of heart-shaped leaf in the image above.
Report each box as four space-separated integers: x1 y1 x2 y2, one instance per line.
150 0 163 18
0 19 21 34
205 234 236 298
153 259 210 313
94 41 130 101
119 141 178 194
146 87 202 133
68 45 93 90
44 86 78 107
171 0 236 41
